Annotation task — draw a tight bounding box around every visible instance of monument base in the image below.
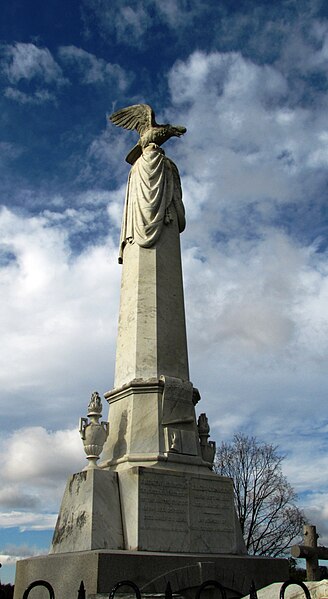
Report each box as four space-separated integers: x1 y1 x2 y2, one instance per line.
50 467 246 555
14 549 289 599
50 469 124 553
118 466 246 553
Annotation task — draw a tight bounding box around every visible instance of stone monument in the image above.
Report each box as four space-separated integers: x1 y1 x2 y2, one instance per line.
14 104 288 598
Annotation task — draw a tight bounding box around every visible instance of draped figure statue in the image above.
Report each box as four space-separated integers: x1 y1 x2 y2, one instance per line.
118 143 185 263
109 103 187 263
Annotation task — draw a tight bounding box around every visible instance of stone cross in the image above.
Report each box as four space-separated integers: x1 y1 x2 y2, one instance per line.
291 524 328 580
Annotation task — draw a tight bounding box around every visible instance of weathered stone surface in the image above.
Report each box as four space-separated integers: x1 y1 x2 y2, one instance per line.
14 550 289 599
118 144 186 256
114 202 189 389
118 466 246 554
50 469 123 553
101 378 205 469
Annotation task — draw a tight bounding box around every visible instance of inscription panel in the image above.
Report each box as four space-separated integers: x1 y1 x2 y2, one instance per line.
191 478 234 533
139 471 189 532
138 468 235 552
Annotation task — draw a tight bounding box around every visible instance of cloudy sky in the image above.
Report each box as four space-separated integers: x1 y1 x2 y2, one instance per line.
1 0 328 585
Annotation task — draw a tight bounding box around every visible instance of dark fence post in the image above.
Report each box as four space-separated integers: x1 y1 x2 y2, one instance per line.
249 580 258 599
22 580 55 599
249 580 257 599
195 580 227 599
109 580 142 599
77 581 86 599
165 581 173 599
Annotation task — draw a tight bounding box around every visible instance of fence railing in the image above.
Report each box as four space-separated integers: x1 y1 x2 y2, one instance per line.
280 580 312 599
19 577 314 599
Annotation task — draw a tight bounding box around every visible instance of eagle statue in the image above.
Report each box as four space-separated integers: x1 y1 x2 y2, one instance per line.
109 103 187 165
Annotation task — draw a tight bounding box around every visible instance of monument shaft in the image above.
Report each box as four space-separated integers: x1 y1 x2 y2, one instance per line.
114 206 189 388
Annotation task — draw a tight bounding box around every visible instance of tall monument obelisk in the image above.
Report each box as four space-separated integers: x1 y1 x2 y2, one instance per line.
14 104 288 599
96 103 246 553
49 103 246 555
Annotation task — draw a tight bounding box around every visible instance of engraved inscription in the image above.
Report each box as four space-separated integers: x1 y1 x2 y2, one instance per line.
191 479 234 532
139 470 235 536
139 472 189 532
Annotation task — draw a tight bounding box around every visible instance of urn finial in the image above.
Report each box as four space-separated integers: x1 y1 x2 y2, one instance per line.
197 413 216 468
79 391 109 470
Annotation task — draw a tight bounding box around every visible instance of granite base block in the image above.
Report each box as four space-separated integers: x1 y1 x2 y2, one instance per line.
14 549 289 599
50 469 124 553
118 466 246 554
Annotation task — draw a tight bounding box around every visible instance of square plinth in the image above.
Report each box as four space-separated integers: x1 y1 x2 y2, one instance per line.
14 550 289 599
118 466 246 554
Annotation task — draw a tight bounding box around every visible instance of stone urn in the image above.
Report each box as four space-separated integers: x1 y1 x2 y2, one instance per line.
197 412 216 467
79 391 109 470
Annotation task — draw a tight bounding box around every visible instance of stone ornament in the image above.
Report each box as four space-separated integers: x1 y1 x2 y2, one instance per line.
197 413 216 467
109 104 187 263
118 144 186 262
109 103 186 165
79 391 109 470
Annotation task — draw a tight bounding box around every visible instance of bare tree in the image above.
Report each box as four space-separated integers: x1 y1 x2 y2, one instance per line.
215 433 305 557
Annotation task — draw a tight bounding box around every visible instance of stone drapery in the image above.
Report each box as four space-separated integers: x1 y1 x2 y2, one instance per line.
119 143 185 263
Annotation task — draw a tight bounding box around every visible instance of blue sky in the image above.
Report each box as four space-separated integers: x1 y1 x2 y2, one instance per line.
1 0 328 585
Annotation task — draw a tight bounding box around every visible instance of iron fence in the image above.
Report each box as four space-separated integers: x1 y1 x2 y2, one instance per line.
19 577 314 599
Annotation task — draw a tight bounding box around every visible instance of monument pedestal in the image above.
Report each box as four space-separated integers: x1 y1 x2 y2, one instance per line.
50 470 124 553
14 549 289 599
118 466 245 553
100 378 207 469
50 465 246 556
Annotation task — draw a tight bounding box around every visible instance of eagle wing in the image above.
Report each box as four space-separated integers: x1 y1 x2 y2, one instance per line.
109 104 156 136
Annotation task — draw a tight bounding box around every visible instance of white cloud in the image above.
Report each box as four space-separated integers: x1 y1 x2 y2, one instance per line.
1 43 66 85
0 544 47 566
163 51 328 529
277 19 328 78
107 185 127 229
0 512 56 531
0 486 40 510
116 5 150 42
2 427 82 484
81 123 132 184
0 206 121 427
58 46 129 90
1 43 67 105
4 86 56 105
154 0 182 27
299 493 328 547
169 50 320 178
182 230 328 366
81 0 153 46
0 425 83 525
153 0 200 29
0 142 23 161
